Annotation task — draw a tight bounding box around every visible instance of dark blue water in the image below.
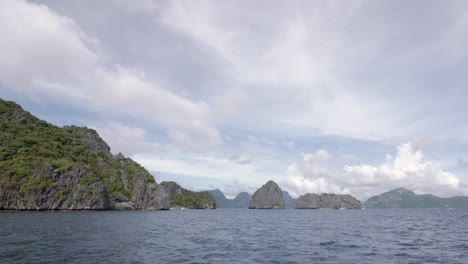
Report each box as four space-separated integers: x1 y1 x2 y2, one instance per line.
1 209 468 263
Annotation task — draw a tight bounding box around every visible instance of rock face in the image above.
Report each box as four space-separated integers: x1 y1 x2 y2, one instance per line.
161 181 215 209
365 188 468 208
0 98 214 210
233 192 251 208
282 191 296 209
295 193 362 209
208 189 252 208
208 189 230 208
249 180 285 209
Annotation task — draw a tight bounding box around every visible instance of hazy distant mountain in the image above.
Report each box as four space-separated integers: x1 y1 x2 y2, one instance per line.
207 189 230 208
207 190 252 208
365 188 468 208
209 189 295 209
282 191 296 209
232 192 251 208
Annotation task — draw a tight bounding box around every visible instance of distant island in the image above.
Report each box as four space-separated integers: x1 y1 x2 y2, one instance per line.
2 98 468 211
0 98 215 210
364 188 468 209
249 180 285 209
296 193 362 209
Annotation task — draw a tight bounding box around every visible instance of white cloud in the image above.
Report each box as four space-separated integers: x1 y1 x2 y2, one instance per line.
0 0 97 94
132 153 283 188
158 1 410 141
0 0 221 151
282 143 466 200
158 1 468 144
283 162 346 198
223 179 256 198
3 0 468 198
93 121 153 156
281 149 348 197
344 143 461 195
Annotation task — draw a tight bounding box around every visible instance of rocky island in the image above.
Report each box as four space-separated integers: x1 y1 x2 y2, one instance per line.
248 180 285 209
0 99 215 210
364 188 468 208
295 193 362 209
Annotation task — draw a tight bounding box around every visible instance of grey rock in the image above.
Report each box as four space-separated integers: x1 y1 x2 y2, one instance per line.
249 180 285 209
114 202 136 210
233 192 251 208
295 193 362 209
0 98 185 211
0 167 111 210
63 126 111 156
282 191 296 209
207 189 230 208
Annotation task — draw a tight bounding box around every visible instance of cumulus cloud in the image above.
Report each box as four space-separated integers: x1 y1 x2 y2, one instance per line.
282 143 465 200
282 149 347 198
0 0 221 151
344 143 461 197
223 179 256 198
93 121 154 156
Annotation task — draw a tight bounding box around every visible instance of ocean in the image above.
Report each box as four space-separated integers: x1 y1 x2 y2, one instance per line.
1 209 467 263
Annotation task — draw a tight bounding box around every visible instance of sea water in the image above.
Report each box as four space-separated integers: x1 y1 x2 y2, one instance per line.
1 209 467 263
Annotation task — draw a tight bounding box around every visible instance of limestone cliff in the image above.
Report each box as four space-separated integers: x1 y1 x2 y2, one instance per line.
248 180 285 209
295 193 362 209
0 98 214 210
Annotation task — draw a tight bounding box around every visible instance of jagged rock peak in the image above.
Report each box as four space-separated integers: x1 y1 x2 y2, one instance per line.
295 193 362 209
249 180 285 209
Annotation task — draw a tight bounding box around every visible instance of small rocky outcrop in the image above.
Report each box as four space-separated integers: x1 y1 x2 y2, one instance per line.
249 180 285 209
161 181 216 209
295 193 362 209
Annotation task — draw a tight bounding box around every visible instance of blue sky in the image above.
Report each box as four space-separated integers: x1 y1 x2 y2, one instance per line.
1 0 468 199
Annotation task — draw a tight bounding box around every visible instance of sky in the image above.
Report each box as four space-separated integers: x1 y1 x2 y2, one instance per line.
1 0 468 200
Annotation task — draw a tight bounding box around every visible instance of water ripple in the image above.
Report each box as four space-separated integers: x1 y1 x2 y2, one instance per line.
1 209 468 263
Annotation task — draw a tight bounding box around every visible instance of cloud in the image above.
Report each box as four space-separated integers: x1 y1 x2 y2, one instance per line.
344 143 460 193
0 0 98 94
282 143 465 200
0 0 221 151
281 149 347 198
158 0 468 143
223 179 256 198
458 154 468 168
93 121 153 156
283 162 345 198
3 0 468 197
132 153 283 188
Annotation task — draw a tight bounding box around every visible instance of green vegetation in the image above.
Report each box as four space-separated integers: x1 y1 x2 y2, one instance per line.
364 188 468 208
170 190 216 209
0 98 156 207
